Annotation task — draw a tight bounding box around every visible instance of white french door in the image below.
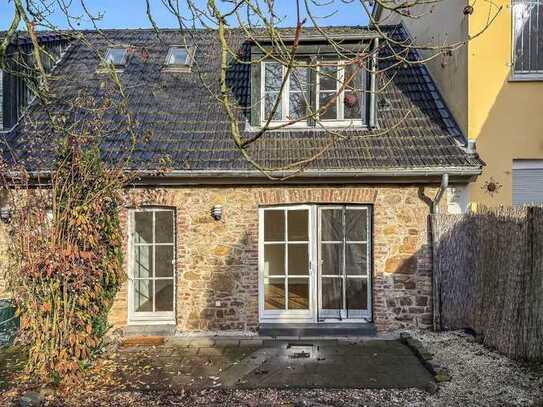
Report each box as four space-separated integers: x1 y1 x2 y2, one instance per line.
128 208 176 324
259 205 314 322
318 206 372 321
259 205 372 324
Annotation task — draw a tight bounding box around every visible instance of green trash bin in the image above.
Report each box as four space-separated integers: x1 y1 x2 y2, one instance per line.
0 299 19 347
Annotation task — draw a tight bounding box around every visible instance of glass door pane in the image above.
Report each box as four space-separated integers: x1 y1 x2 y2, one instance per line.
318 206 371 321
321 277 343 311
265 278 286 310
134 280 153 312
288 278 309 309
346 278 368 311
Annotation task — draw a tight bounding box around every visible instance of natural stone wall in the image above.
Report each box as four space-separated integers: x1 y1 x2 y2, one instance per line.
107 184 438 333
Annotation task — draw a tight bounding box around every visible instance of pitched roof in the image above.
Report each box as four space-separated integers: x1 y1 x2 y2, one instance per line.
2 25 483 180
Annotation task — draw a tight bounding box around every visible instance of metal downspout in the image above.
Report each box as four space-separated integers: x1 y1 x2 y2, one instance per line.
432 174 449 214
431 173 448 332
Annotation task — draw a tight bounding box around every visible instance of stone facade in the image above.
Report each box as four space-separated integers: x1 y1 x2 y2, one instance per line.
108 184 438 333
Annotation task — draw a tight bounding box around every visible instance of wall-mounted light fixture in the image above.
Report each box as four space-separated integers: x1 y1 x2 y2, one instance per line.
0 207 12 224
211 205 223 221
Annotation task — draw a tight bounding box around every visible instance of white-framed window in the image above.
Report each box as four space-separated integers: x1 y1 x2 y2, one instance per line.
165 46 192 67
128 208 176 323
260 60 366 127
512 0 543 80
513 159 543 204
105 47 128 67
317 62 364 124
262 62 309 124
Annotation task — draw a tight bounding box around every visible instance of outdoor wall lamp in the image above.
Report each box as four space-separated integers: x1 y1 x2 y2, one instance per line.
211 205 223 221
0 207 12 224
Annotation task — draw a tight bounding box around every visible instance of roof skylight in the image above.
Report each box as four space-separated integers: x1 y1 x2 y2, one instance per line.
165 47 190 66
105 48 128 67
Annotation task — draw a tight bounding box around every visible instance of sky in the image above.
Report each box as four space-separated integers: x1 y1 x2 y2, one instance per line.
0 1 370 31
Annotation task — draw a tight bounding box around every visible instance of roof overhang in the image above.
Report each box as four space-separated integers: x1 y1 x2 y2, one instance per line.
251 31 381 44
6 166 482 187
130 167 482 186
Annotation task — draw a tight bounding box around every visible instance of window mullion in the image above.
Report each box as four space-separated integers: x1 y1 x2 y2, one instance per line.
339 65 345 120
283 65 289 121
261 61 266 124
316 64 321 120
152 211 156 313
284 208 289 310
342 207 347 313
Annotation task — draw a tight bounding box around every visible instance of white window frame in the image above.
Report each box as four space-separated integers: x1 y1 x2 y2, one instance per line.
128 207 176 325
260 60 365 127
316 62 364 127
511 0 543 81
260 62 309 128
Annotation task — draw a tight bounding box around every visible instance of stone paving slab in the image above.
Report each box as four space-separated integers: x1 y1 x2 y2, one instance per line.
235 340 433 390
116 337 434 391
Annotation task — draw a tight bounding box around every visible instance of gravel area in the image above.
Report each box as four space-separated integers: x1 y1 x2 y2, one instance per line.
2 330 542 406
409 329 543 406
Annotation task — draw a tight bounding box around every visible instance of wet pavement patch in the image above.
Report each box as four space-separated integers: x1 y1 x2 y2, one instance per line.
236 340 434 389
114 338 435 391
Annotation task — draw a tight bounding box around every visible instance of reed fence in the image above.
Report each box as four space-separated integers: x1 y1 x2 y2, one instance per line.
432 206 543 362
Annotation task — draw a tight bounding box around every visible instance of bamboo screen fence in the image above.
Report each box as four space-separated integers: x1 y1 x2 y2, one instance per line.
432 206 543 362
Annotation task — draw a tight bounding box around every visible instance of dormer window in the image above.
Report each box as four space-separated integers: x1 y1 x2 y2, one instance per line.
105 48 128 67
263 62 309 122
260 60 367 128
318 63 364 122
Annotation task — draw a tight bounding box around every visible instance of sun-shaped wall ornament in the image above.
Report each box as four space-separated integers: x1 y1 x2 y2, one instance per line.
482 177 503 196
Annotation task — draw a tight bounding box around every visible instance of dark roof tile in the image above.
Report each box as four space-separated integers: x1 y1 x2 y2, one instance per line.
3 25 482 176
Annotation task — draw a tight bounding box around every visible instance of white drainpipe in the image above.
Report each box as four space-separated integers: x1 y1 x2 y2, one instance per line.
432 174 449 214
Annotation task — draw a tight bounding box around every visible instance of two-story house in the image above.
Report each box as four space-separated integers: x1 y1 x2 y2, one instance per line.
0 26 482 336
374 0 543 207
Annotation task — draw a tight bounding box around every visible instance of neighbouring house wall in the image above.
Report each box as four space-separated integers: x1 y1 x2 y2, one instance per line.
383 1 543 206
378 1 469 135
108 184 438 333
467 1 543 206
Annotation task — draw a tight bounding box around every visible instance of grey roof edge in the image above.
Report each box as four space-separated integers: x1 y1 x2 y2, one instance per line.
16 166 482 185
251 32 381 43
132 167 482 177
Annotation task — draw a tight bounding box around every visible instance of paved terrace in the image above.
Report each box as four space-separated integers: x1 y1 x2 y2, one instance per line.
116 336 435 391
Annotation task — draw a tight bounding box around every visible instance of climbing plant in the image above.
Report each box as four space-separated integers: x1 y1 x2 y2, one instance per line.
0 92 130 383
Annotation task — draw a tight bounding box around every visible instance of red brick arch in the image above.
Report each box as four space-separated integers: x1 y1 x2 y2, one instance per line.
256 188 377 205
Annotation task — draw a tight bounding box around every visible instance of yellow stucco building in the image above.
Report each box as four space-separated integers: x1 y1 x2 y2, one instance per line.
375 0 543 207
